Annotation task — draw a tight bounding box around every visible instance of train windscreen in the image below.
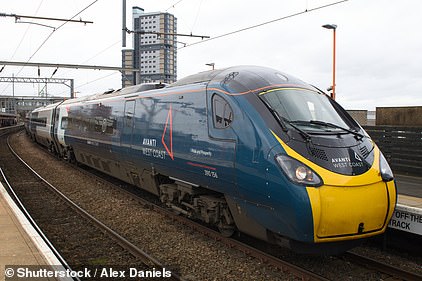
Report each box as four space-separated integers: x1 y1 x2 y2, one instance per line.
259 88 351 133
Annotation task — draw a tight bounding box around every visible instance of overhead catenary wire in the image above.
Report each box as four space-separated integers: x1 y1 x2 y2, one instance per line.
74 72 118 91
0 0 100 95
0 0 45 79
55 72 119 97
55 39 126 96
190 0 204 34
1 1 96 69
165 0 185 11
9 0 45 61
178 0 349 50
50 39 122 78
25 0 99 65
42 39 122 96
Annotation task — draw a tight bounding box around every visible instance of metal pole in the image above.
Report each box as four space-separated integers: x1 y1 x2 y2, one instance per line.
322 24 337 100
70 79 74 98
122 0 127 47
12 73 15 97
332 28 336 100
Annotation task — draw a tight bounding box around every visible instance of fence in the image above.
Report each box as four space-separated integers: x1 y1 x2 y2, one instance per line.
364 126 422 176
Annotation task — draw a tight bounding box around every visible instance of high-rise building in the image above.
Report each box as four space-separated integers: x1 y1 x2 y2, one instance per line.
122 7 177 87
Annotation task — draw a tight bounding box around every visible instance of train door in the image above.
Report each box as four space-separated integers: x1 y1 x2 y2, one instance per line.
206 91 237 194
121 99 136 149
56 105 68 147
51 102 65 156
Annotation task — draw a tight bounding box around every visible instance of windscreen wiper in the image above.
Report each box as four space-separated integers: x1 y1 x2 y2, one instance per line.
259 98 311 142
281 117 311 142
260 99 288 132
308 120 364 139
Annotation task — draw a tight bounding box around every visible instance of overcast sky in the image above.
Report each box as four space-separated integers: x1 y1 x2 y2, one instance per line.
1 0 421 110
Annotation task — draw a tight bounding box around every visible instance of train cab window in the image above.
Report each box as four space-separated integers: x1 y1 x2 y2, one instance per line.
212 94 233 129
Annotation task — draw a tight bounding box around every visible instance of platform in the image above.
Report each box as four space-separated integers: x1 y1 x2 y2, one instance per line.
395 174 422 198
0 182 68 281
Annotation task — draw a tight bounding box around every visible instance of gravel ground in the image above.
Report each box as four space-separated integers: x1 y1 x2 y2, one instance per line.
7 131 422 280
351 243 422 276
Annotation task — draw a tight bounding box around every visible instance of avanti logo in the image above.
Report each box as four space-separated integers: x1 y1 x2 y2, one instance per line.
354 151 362 162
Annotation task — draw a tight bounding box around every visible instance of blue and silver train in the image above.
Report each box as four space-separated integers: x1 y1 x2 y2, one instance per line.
27 66 397 253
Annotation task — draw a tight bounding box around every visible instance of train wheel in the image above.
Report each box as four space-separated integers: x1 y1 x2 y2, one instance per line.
64 148 76 164
218 221 235 237
48 143 54 154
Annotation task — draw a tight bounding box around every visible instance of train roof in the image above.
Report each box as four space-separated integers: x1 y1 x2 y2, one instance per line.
57 66 315 107
169 68 227 87
31 100 64 113
59 83 169 105
169 65 310 93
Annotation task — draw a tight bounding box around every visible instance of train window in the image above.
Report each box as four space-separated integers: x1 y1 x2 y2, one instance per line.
94 117 103 133
32 117 47 127
124 100 136 127
61 117 68 129
100 118 116 135
212 94 233 129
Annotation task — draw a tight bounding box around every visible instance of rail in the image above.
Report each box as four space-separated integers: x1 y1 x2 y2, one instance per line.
343 252 422 281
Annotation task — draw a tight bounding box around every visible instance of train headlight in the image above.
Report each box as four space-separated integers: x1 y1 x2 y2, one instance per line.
379 152 394 182
295 166 308 180
275 154 323 187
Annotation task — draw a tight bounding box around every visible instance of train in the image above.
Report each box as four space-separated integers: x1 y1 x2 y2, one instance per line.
26 66 397 254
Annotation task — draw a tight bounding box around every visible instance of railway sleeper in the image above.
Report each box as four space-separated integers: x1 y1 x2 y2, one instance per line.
159 182 236 237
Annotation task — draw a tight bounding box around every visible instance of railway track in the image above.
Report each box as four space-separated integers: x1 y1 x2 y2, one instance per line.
0 130 182 280
342 252 422 281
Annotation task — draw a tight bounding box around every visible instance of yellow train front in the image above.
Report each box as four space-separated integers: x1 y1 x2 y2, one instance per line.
218 66 397 254
268 128 397 254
